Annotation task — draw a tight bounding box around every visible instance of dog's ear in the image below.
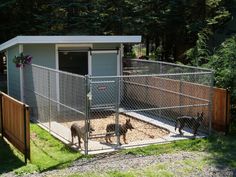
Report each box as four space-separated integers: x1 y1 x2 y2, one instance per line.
201 112 204 117
197 112 200 117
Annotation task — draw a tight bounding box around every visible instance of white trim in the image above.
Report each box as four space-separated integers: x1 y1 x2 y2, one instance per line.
56 43 92 74
120 44 124 58
19 44 24 102
6 50 9 94
88 52 92 75
117 49 121 76
55 44 60 109
55 44 59 70
120 44 124 75
0 36 141 51
56 44 93 48
91 50 117 54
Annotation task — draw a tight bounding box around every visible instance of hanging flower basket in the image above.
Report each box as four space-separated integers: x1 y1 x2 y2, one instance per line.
13 53 32 68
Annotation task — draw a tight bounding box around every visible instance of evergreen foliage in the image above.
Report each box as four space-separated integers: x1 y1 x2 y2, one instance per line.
206 36 236 104
0 0 231 61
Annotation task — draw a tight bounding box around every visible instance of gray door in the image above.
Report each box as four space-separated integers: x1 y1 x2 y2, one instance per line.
91 52 118 107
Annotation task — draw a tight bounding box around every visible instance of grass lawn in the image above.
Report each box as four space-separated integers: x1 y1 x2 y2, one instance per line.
67 134 236 177
0 123 83 175
1 122 236 176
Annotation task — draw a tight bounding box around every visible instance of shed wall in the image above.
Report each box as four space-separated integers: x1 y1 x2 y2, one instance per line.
7 45 21 100
23 44 56 68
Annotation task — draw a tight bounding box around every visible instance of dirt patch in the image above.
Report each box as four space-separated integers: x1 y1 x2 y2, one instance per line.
61 111 169 144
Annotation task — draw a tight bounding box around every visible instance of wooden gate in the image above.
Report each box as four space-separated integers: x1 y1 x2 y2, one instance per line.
0 92 30 163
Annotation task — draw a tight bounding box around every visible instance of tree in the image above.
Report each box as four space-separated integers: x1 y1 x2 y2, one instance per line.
205 36 236 104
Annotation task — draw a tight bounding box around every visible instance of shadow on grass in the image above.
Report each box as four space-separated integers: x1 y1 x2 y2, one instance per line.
206 121 236 169
39 154 89 173
0 137 25 174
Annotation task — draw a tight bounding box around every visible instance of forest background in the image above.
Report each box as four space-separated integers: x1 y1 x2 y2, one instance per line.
0 0 235 107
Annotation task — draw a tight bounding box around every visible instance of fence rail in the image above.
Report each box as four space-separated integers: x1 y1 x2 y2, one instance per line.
0 92 30 163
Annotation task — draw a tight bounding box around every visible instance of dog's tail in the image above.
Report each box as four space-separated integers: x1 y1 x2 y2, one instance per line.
175 119 179 131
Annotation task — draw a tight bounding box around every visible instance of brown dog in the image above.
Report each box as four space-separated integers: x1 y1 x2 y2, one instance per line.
71 123 95 149
105 119 134 144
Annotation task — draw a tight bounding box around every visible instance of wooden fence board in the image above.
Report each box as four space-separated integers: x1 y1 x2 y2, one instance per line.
212 88 230 132
0 92 30 163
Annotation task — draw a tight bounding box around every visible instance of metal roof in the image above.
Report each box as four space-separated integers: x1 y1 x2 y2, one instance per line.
0 35 141 51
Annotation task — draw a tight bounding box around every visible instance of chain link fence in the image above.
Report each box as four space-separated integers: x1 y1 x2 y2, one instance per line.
23 60 213 154
23 64 87 148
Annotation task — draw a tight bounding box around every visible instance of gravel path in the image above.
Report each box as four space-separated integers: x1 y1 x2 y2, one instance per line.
2 151 235 177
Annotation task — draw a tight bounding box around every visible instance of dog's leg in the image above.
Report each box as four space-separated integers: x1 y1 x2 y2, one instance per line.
193 124 200 136
109 135 113 143
105 134 109 143
175 119 179 131
71 131 74 144
123 134 128 144
118 135 122 145
179 123 184 135
78 136 81 149
71 136 74 145
82 136 86 150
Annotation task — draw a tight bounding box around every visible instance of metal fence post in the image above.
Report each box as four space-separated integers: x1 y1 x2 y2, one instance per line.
48 70 51 132
115 77 120 147
84 75 89 155
179 75 183 115
208 72 214 135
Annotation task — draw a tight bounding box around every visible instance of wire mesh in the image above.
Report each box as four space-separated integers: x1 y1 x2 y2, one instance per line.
22 60 213 154
88 69 213 152
123 59 211 75
23 64 87 146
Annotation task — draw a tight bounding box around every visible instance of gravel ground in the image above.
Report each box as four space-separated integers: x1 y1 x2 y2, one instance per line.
60 113 169 144
2 151 235 177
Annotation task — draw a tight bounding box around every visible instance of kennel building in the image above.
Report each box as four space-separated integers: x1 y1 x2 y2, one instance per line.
0 36 213 154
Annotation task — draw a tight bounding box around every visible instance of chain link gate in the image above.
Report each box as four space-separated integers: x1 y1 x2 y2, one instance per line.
87 76 121 152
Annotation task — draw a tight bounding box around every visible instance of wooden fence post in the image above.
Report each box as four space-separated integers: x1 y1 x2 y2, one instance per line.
23 104 30 164
225 89 230 134
0 92 3 137
24 104 27 164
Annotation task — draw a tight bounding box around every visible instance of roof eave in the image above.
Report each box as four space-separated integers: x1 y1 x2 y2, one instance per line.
0 35 141 52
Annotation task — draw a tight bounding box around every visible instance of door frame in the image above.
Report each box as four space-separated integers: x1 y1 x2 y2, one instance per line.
55 44 93 107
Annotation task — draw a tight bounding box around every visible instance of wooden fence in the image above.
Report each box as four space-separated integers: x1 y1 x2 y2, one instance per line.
0 92 30 163
212 88 230 132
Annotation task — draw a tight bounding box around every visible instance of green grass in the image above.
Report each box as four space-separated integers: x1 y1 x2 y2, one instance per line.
1 121 236 176
122 137 209 156
0 123 83 175
68 124 236 177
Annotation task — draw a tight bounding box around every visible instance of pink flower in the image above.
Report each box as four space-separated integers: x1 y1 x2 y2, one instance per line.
16 63 22 68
